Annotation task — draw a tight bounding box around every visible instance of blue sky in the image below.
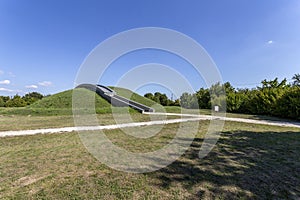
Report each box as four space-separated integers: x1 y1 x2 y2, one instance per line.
0 0 299 96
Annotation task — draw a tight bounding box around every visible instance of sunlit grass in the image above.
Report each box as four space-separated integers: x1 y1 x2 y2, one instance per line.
0 121 299 199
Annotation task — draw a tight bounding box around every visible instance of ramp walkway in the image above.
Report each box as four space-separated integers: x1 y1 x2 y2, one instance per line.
76 84 155 113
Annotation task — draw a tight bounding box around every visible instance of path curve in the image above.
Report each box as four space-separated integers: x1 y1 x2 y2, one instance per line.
0 113 299 137
0 117 201 137
144 112 300 128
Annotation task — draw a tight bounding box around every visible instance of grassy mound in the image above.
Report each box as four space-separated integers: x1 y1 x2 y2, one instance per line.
0 87 159 115
111 87 156 107
110 86 165 112
24 88 113 115
30 88 110 109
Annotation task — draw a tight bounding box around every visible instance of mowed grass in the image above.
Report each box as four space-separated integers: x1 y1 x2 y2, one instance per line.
0 121 299 199
0 113 178 131
165 107 300 124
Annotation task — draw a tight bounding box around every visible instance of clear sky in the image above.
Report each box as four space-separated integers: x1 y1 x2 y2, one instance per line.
0 0 299 96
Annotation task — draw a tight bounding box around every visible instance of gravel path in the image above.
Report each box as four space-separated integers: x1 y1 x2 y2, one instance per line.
0 117 202 137
144 112 300 128
0 113 299 137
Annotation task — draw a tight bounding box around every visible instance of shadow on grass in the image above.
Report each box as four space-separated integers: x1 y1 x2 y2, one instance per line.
239 113 300 123
150 130 300 199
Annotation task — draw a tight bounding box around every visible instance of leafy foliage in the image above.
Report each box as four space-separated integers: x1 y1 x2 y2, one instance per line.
292 73 300 86
178 74 300 120
0 92 43 107
144 91 180 106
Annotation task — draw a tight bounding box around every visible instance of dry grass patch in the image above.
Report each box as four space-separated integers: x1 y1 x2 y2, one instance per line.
0 121 299 199
0 113 179 131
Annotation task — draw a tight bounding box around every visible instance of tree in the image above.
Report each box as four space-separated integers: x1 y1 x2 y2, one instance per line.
152 92 162 104
223 82 236 112
196 88 210 109
260 78 287 89
180 93 191 108
224 82 234 93
24 92 43 99
1 96 10 103
144 92 175 106
179 92 198 109
22 92 43 105
144 93 154 100
292 73 300 86
5 95 26 107
0 96 5 107
275 87 300 119
171 99 180 106
234 89 251 113
147 74 300 119
159 93 169 106
209 82 226 111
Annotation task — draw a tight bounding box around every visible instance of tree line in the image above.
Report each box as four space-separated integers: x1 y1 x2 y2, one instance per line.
0 92 44 107
144 74 300 120
144 92 180 106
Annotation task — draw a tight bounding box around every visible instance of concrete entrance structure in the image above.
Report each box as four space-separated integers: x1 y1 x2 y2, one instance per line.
76 84 155 113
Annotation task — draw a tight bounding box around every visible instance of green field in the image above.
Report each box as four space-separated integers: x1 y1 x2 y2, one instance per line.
0 87 299 199
0 121 299 199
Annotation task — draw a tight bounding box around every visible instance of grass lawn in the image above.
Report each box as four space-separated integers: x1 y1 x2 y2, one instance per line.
0 112 180 131
165 106 300 123
0 121 299 199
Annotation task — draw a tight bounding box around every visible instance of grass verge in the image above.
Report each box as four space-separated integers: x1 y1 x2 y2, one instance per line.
0 121 299 199
0 112 179 131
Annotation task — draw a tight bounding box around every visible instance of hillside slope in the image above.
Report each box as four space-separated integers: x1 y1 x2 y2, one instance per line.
30 88 110 109
110 87 157 107
0 87 158 115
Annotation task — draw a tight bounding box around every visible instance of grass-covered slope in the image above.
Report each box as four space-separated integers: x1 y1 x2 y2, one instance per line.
0 87 159 115
30 88 110 109
110 87 156 107
110 86 165 112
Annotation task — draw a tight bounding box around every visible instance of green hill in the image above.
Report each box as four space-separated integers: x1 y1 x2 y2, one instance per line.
30 88 110 109
0 87 159 115
111 86 165 112
110 87 157 107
